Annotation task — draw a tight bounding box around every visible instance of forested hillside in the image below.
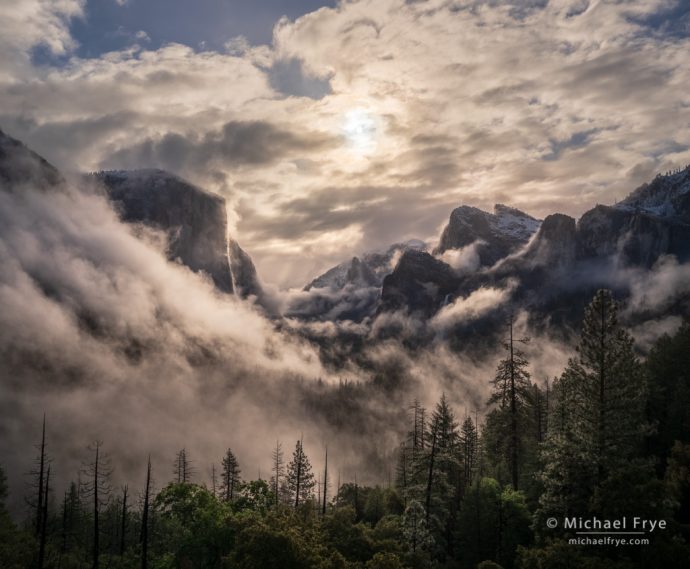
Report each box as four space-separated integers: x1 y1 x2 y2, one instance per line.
3 290 689 569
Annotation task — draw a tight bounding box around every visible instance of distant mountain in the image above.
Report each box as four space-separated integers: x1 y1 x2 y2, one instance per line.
616 167 690 220
306 239 427 291
378 166 690 340
434 204 541 266
289 240 427 322
2 127 688 349
95 169 235 294
0 128 64 190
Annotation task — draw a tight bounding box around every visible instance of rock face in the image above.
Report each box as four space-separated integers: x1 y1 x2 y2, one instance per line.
380 250 458 317
0 128 63 190
519 213 578 269
290 240 428 322
375 166 690 334
95 170 234 294
434 204 541 266
306 240 427 291
229 239 263 299
575 179 690 268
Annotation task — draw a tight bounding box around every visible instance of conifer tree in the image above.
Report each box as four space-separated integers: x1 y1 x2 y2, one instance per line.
538 289 651 527
173 449 193 484
460 416 478 495
220 448 241 502
119 485 128 555
286 439 315 508
487 315 531 490
269 441 285 505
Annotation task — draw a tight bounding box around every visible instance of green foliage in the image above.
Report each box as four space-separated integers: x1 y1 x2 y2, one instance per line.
154 482 234 568
225 510 324 569
286 439 316 508
456 478 531 569
365 551 405 569
220 448 241 502
3 298 689 569
0 465 34 569
646 320 690 471
537 290 654 531
234 479 274 514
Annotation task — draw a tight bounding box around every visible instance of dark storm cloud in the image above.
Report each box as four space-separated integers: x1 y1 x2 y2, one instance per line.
104 120 337 173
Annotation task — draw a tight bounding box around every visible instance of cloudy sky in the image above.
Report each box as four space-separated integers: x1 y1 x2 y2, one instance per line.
2 0 690 286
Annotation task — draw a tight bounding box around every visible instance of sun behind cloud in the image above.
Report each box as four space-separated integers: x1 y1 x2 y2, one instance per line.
342 107 380 156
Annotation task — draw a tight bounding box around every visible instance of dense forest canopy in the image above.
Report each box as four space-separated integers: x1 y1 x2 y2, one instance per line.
2 290 689 569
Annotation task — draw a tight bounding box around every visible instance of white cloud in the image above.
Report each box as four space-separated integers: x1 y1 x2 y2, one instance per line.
1 0 690 289
430 280 518 331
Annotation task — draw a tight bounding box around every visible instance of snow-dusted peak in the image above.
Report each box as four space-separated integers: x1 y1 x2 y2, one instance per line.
491 204 541 241
615 165 690 218
435 203 541 267
305 239 428 291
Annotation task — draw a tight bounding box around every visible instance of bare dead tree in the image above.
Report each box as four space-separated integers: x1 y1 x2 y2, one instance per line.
81 441 113 569
322 447 328 517
119 485 128 556
37 464 50 569
140 456 152 569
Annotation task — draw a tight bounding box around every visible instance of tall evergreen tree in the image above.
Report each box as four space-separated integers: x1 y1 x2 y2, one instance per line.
538 289 652 528
487 315 532 490
460 416 478 496
119 485 128 556
220 448 241 502
286 439 315 508
270 441 285 506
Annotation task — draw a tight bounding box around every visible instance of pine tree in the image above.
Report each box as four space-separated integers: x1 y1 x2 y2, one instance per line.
119 485 128 555
269 441 285 505
460 416 478 496
538 290 652 529
286 439 315 508
220 448 241 502
59 481 80 559
487 315 532 490
395 442 410 506
173 449 193 484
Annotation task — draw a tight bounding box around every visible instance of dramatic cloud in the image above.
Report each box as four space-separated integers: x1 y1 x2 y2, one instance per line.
430 280 518 331
2 0 690 287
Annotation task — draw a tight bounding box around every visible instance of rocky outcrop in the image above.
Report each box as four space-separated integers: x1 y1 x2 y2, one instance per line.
520 213 577 269
96 170 234 293
229 239 263 299
0 128 63 190
306 240 426 291
380 250 458 317
344 257 379 288
434 204 541 266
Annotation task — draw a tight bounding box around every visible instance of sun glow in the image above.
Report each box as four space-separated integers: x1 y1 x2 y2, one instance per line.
342 108 379 155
